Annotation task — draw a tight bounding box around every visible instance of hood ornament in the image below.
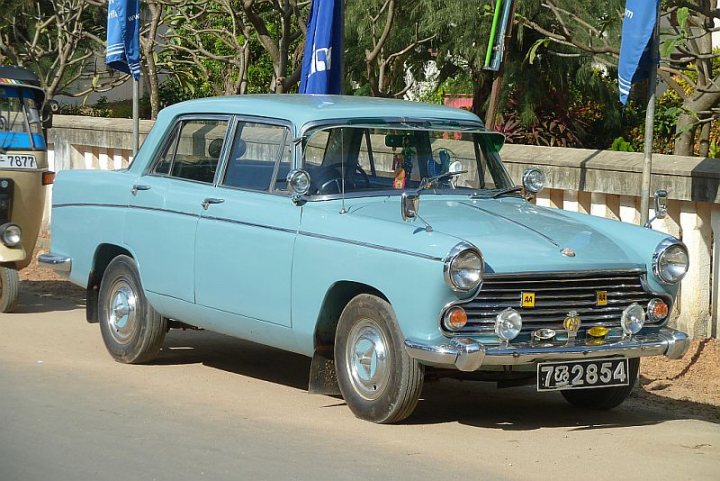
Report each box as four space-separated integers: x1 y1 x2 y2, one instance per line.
561 247 576 257
564 311 581 345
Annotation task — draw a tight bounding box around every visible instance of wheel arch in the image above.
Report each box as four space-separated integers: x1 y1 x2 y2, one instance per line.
308 280 388 395
85 243 134 323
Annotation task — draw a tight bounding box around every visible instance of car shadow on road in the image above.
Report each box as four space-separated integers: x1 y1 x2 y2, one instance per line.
14 280 86 314
408 377 720 429
158 329 311 391
152 330 719 430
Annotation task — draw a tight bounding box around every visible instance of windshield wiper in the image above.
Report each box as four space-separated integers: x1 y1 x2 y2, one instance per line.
489 186 522 199
418 170 468 192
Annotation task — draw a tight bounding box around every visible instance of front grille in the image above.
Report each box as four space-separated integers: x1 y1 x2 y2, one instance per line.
455 270 661 335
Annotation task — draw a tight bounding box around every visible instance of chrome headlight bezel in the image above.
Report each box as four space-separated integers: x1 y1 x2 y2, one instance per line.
443 242 484 293
652 238 689 284
0 223 22 247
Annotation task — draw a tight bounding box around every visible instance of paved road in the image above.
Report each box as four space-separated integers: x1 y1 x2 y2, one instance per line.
1 282 719 481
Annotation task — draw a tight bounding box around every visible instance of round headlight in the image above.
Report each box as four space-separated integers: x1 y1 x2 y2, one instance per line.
444 243 483 292
0 223 22 247
495 308 522 341
653 239 689 284
522 168 546 194
621 303 646 335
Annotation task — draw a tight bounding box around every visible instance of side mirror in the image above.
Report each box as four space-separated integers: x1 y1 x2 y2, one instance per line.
42 100 59 130
522 168 546 194
654 189 668 220
287 169 311 204
401 191 420 221
645 189 669 228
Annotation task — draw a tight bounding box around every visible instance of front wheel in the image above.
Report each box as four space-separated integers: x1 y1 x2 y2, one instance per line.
0 266 20 313
98 255 166 364
561 358 640 410
334 294 424 424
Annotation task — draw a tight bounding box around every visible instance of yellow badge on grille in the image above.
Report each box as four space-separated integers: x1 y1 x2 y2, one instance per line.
521 292 536 308
596 291 608 306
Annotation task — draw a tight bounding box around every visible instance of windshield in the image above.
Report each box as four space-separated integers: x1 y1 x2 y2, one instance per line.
0 87 44 151
302 126 513 197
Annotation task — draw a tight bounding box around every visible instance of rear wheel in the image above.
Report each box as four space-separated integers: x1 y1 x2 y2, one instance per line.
98 255 166 364
0 266 20 313
334 294 424 424
561 358 640 410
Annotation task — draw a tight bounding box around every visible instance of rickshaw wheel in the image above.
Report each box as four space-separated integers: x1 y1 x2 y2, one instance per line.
0 266 20 313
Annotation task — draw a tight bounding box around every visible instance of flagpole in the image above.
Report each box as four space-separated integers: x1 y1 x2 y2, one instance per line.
639 7 660 226
132 76 139 157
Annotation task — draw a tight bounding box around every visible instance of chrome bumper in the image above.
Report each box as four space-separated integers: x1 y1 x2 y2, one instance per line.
404 328 690 372
37 253 72 274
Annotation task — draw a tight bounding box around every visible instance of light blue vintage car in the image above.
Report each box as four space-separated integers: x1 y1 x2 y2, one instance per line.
41 95 690 423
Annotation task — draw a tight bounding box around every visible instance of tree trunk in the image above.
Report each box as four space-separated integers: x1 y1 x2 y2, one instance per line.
673 111 696 156
699 118 711 157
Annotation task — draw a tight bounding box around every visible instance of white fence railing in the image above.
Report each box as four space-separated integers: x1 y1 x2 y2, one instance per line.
46 115 719 339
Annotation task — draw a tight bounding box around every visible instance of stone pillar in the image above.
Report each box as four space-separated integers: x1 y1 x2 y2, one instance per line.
619 195 640 225
99 148 110 170
563 190 579 212
549 189 564 209
712 205 720 338
535 189 551 208
678 201 712 338
590 192 607 218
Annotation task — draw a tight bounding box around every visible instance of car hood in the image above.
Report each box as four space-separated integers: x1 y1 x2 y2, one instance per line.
350 197 641 273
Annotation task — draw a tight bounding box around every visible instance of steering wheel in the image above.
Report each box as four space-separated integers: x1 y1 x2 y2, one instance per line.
318 163 370 194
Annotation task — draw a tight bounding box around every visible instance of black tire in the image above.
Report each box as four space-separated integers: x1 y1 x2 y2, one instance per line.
334 294 424 423
561 358 640 410
0 266 20 313
98 255 166 364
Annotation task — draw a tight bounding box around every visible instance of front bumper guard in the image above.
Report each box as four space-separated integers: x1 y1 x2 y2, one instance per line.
404 327 690 372
37 253 72 274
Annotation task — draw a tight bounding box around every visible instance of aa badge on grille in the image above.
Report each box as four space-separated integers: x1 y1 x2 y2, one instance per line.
521 292 536 308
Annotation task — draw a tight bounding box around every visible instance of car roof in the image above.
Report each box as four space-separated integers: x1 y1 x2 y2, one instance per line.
159 94 485 131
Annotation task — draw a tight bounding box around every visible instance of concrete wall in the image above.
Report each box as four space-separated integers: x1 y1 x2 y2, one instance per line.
45 116 720 339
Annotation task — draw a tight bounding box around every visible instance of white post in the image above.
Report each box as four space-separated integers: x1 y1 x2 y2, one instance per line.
678 201 712 338
711 205 720 338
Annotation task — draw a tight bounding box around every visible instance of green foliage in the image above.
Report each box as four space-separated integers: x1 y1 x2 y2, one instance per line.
610 137 635 152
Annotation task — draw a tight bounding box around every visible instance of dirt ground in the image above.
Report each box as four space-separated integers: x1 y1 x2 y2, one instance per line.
20 241 720 410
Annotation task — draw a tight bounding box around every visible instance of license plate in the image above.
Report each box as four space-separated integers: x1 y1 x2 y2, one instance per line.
537 358 629 391
0 154 36 169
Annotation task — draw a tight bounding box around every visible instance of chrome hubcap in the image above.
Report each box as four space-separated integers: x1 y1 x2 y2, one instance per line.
106 280 138 344
346 319 390 400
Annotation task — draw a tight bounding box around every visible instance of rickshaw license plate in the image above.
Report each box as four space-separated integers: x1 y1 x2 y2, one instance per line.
537 358 629 391
0 154 36 169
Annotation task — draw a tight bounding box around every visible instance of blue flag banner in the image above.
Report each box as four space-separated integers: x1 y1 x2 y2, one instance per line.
106 0 141 80
618 0 659 105
299 0 343 94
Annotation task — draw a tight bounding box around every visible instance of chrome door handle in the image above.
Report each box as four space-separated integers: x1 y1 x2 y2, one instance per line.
131 184 151 196
201 198 225 210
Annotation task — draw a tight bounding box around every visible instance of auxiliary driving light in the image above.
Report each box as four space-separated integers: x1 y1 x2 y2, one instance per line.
495 308 522 342
443 306 468 332
647 298 669 322
621 303 646 336
0 223 22 247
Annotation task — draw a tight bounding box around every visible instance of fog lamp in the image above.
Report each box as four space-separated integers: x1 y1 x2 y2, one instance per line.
647 299 669 322
621 303 645 336
587 326 610 338
0 223 22 247
495 308 522 342
443 307 468 332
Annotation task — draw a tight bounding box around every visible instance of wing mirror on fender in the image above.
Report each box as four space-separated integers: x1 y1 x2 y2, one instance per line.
645 189 668 228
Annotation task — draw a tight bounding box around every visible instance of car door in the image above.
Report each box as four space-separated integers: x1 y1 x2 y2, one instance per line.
194 119 298 327
124 116 230 306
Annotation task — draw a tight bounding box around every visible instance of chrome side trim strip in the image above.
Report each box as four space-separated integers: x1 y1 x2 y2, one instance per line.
404 327 690 371
52 203 441 261
298 230 443 261
37 253 72 274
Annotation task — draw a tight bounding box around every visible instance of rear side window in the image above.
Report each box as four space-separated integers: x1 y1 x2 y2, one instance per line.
151 119 229 184
221 122 291 192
